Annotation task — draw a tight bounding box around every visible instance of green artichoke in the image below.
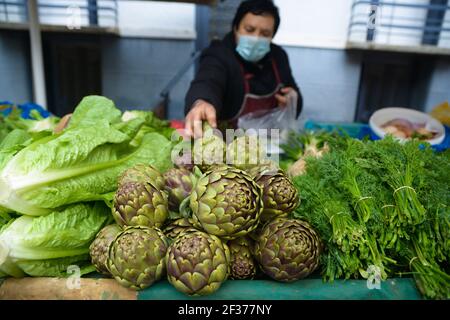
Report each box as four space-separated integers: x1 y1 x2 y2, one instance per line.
254 218 321 282
226 135 269 170
228 237 257 280
192 123 225 170
89 224 122 275
107 226 169 290
253 169 299 222
112 181 169 228
163 218 197 240
118 164 165 189
247 161 281 179
166 230 230 296
190 165 263 240
163 167 194 212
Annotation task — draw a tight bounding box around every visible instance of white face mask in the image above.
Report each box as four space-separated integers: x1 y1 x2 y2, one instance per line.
236 34 271 63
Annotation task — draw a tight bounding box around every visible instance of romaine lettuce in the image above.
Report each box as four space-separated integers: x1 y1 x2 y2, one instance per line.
0 96 174 216
0 202 111 277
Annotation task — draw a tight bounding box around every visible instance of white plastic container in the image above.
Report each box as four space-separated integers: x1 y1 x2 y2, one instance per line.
369 107 446 145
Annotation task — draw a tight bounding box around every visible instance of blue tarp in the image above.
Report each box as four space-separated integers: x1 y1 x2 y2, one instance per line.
304 120 450 151
0 101 50 119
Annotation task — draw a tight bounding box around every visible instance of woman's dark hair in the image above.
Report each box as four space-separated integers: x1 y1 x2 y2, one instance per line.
232 0 280 36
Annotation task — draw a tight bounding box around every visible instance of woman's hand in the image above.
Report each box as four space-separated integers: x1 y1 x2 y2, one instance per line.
275 87 295 107
185 99 217 138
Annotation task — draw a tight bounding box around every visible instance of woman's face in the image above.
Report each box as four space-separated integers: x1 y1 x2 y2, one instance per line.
234 12 275 41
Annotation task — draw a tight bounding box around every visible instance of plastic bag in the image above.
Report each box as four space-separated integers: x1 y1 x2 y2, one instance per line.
237 90 298 153
237 90 298 132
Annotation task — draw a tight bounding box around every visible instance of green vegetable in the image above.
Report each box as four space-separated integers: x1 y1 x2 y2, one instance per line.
163 218 197 240
89 224 122 275
0 107 59 140
228 237 256 280
166 229 230 296
288 132 449 299
0 202 111 278
190 165 263 240
252 168 299 222
0 96 174 216
107 226 169 290
112 180 169 229
226 135 269 170
163 167 194 212
192 122 225 171
118 164 165 190
254 218 321 282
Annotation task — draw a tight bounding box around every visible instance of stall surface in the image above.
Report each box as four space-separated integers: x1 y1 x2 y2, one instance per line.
0 277 422 300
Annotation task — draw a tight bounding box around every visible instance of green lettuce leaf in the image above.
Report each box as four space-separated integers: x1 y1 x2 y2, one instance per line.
0 96 174 216
0 202 110 278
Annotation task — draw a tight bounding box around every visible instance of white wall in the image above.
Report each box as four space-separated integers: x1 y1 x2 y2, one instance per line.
273 0 353 49
11 1 196 40
117 1 196 39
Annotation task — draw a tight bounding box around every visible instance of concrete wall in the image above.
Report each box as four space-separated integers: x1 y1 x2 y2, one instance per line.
285 46 362 122
0 31 32 104
101 37 195 120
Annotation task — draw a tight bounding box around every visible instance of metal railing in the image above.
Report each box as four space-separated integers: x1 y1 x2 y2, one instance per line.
0 0 118 28
348 0 450 48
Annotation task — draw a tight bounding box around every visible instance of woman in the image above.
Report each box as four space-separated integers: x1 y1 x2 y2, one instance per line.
184 0 302 137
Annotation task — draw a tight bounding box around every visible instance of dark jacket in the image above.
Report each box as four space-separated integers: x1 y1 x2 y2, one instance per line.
184 32 303 120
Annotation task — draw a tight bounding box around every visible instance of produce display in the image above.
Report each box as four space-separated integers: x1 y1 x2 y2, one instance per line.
0 95 448 300
0 95 175 278
282 131 449 299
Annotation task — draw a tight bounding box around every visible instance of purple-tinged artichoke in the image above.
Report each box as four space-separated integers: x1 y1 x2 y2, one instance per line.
89 224 122 275
163 167 194 212
118 164 165 189
252 168 299 222
163 218 197 240
166 229 230 296
112 181 169 228
228 237 257 280
107 226 169 290
254 218 321 282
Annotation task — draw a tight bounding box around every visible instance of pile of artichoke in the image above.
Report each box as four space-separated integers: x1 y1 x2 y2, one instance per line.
88 132 322 296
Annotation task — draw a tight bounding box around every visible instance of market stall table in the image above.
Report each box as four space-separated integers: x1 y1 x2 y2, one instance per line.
0 277 422 300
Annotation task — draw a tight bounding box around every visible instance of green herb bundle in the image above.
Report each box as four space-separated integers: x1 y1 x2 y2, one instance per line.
289 133 449 299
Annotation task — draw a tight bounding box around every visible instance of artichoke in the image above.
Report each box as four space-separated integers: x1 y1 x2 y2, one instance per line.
190 165 263 240
226 135 269 170
118 164 165 189
228 237 257 280
107 226 169 290
112 181 169 228
172 140 195 171
254 218 321 282
163 167 194 212
247 161 280 179
163 218 197 240
252 169 299 222
89 224 122 275
192 123 225 171
166 230 230 296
